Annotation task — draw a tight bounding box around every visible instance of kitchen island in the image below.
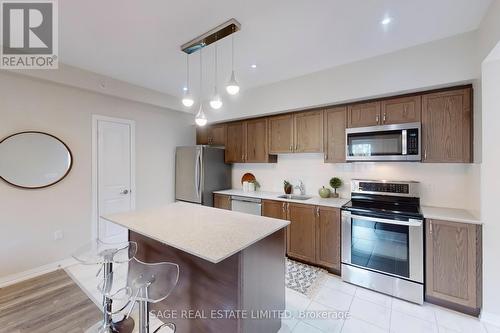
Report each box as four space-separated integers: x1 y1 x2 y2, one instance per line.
103 202 290 333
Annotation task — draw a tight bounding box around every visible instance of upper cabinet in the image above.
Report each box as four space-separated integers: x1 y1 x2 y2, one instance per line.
268 111 323 154
294 110 324 153
347 102 381 128
381 96 421 125
225 122 246 163
196 124 227 146
422 88 472 163
324 107 347 163
224 120 277 164
268 114 294 154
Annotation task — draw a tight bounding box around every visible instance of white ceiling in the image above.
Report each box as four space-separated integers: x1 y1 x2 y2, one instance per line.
59 0 492 100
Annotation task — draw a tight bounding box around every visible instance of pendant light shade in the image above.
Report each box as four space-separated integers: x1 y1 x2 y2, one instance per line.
210 40 223 109
182 55 194 107
195 104 207 126
225 33 240 95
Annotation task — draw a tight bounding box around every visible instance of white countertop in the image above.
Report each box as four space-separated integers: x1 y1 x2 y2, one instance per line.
420 206 481 225
102 202 290 264
213 189 350 208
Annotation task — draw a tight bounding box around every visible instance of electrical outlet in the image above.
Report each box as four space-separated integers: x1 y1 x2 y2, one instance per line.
54 230 63 241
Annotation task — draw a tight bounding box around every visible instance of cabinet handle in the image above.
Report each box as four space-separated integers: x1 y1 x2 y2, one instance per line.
325 153 328 160
282 202 286 213
295 144 298 151
424 149 427 160
376 115 380 124
289 145 293 151
429 221 433 234
241 154 244 161
316 206 320 217
383 113 387 123
404 105 408 115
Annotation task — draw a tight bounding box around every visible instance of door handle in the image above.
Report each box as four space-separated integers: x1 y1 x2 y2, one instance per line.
120 189 129 195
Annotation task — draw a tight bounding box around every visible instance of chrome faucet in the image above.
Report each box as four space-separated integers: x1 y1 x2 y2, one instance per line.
294 180 306 195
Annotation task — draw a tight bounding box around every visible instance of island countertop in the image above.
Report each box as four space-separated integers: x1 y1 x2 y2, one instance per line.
102 201 290 264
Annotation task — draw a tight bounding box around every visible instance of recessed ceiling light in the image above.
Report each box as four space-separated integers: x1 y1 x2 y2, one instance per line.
251 64 257 69
381 17 392 25
183 86 188 92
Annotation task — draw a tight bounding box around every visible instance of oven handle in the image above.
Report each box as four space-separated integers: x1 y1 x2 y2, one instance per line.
350 214 422 227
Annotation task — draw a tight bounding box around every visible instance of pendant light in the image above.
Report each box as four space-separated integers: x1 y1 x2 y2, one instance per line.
225 32 240 95
195 49 208 126
209 40 223 109
182 55 194 107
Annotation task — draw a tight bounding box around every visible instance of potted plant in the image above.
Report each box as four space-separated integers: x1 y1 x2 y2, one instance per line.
283 180 292 194
329 177 343 198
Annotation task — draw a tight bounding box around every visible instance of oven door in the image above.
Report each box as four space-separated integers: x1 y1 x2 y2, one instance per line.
341 210 423 283
346 123 421 161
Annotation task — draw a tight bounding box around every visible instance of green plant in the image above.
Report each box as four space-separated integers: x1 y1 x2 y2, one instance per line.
329 177 343 194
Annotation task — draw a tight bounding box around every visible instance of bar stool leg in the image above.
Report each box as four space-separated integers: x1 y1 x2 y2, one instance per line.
100 262 119 333
138 299 149 333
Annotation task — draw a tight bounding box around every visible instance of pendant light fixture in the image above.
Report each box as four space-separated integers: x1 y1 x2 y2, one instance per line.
226 31 240 95
209 39 223 109
182 55 194 107
195 49 208 126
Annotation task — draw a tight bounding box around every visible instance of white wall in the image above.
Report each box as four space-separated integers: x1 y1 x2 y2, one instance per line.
232 156 480 212
480 43 500 323
208 31 478 123
0 72 194 278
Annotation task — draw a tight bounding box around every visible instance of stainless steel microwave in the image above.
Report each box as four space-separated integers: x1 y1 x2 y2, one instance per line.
346 122 421 162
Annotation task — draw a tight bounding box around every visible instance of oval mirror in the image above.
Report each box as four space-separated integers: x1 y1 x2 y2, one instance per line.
0 131 73 189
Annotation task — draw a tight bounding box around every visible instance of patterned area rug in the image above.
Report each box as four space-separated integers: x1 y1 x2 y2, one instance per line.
286 258 327 296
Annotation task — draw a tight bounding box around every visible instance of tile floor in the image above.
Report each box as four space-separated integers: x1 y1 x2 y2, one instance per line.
280 273 497 333
66 263 498 333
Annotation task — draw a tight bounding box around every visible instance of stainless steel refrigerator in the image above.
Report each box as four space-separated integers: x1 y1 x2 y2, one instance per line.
175 146 231 207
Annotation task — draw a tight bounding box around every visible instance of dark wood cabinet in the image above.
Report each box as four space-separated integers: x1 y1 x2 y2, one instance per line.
316 207 341 271
347 101 381 128
422 88 472 163
225 122 246 163
245 118 277 163
324 107 347 163
262 200 286 220
196 124 226 145
196 126 209 145
286 203 317 264
213 194 231 210
425 219 482 315
268 114 294 154
294 110 323 153
381 96 421 125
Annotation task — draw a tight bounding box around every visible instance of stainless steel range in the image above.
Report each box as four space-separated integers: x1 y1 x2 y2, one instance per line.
341 179 424 304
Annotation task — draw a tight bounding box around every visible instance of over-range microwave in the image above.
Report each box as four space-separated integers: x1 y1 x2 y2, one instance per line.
346 122 421 162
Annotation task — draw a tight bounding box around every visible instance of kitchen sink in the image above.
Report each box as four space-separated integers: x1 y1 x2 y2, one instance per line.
277 194 312 200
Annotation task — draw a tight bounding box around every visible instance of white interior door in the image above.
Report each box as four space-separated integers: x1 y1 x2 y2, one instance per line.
96 118 134 243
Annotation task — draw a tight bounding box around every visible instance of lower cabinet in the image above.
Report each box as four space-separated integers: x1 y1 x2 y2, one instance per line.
213 194 231 210
425 219 482 315
262 200 341 272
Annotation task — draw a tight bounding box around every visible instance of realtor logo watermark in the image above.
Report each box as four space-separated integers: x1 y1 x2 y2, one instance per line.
1 0 58 69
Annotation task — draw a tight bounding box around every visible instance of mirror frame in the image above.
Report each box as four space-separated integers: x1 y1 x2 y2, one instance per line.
0 131 73 189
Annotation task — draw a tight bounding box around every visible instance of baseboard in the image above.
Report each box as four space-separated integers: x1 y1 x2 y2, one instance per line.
481 311 500 327
0 257 78 288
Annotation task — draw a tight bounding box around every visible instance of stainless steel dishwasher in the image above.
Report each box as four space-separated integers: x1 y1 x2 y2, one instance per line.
231 196 262 215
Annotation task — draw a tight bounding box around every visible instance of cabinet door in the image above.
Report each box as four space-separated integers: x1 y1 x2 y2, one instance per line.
422 88 472 163
426 219 481 309
268 114 294 154
209 124 227 145
246 118 272 162
224 122 246 163
286 203 316 263
316 207 341 270
196 126 209 145
294 110 324 153
381 96 421 125
213 194 231 210
262 200 286 220
324 107 347 163
347 102 381 128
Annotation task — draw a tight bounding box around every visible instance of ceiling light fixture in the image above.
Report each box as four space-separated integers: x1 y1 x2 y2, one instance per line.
195 49 207 126
209 39 223 110
226 31 240 95
182 55 194 107
251 64 257 69
381 17 392 25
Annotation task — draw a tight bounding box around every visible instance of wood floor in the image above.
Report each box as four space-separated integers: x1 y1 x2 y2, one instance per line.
0 269 101 333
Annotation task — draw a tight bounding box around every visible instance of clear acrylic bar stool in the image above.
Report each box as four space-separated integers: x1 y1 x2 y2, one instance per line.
98 257 180 333
73 240 138 333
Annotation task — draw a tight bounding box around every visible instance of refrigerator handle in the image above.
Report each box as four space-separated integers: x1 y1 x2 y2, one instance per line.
195 149 202 199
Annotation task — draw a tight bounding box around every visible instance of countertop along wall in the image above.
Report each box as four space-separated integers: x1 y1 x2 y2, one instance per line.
0 71 195 280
